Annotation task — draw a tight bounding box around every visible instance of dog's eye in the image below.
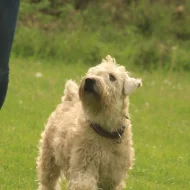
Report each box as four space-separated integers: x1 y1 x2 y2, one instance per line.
109 74 116 82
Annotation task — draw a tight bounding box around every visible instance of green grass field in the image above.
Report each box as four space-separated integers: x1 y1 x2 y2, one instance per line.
0 58 189 189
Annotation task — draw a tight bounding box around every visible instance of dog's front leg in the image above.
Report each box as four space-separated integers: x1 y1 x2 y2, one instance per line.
67 170 98 190
67 139 100 190
67 150 99 190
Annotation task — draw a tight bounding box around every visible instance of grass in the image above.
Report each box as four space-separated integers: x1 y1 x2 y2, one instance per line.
0 58 189 189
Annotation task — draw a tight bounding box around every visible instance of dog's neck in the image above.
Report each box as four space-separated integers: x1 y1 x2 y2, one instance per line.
83 96 130 132
86 110 129 132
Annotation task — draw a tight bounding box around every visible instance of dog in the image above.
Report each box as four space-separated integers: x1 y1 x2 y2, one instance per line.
37 55 142 190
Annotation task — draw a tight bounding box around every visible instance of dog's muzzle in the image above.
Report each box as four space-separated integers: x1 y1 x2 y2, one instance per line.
84 78 96 93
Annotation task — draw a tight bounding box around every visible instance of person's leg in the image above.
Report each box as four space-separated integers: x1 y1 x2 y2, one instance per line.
0 0 20 109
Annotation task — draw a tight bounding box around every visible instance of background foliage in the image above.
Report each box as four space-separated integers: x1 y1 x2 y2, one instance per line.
14 0 190 70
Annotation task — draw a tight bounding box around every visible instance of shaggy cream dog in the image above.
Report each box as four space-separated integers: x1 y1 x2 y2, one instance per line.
37 55 142 190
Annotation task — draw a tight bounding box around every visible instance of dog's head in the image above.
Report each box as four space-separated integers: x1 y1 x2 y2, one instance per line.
79 55 142 117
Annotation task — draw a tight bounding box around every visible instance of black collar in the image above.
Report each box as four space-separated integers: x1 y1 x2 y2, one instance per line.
89 122 126 140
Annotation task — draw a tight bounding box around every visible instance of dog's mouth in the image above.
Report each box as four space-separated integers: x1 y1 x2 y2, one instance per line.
84 78 96 93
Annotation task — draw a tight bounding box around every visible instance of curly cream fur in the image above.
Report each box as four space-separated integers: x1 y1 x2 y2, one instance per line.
36 55 142 190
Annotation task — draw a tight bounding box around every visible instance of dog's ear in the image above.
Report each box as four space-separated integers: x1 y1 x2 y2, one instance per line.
124 76 142 95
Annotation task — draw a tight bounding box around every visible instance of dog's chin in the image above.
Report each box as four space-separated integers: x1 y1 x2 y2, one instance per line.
82 86 101 104
81 92 102 114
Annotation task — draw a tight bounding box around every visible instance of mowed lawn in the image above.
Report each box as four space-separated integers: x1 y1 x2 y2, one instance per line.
0 58 189 190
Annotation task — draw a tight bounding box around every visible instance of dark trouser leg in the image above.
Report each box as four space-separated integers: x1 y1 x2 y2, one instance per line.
0 0 20 109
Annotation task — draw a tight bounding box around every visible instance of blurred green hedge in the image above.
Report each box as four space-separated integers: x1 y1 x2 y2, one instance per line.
13 0 190 71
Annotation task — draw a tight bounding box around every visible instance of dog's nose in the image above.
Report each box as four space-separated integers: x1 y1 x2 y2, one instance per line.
85 78 96 86
84 78 96 92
